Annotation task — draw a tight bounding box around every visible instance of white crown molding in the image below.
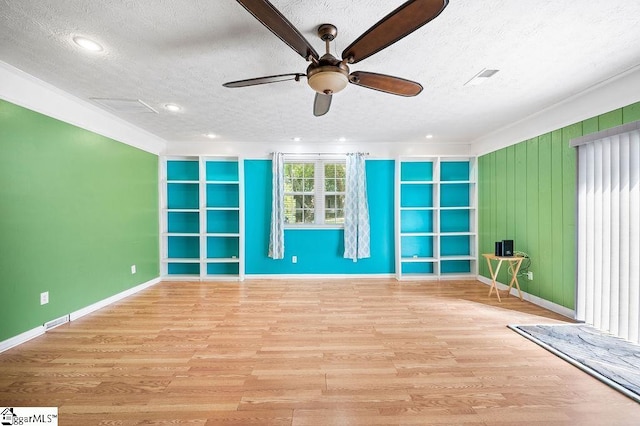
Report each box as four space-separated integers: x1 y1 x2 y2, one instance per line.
0 61 167 155
471 65 640 156
162 140 473 159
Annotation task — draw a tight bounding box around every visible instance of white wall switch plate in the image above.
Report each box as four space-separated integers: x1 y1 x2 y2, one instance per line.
40 291 49 305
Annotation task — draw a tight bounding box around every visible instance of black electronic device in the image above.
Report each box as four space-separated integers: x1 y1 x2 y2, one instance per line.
494 241 503 257
502 239 514 257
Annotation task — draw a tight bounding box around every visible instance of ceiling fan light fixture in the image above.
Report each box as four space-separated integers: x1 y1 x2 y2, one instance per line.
307 69 349 94
226 0 450 115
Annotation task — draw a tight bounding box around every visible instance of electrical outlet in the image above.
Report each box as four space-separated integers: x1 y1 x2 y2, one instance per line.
527 271 533 280
40 291 49 305
131 264 136 274
292 256 297 264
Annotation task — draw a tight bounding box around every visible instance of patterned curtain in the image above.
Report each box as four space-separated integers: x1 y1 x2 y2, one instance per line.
268 152 285 259
344 153 370 260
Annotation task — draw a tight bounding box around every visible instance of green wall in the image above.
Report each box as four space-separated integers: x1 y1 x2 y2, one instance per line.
478 101 640 309
0 99 159 342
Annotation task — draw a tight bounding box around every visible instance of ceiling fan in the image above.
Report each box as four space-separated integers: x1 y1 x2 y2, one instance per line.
223 0 449 116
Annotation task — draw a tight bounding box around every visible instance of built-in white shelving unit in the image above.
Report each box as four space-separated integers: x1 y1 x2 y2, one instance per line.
395 156 477 280
160 156 244 281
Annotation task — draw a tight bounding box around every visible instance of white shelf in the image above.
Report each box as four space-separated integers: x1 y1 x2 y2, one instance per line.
205 206 240 211
160 156 245 281
440 255 476 261
400 257 437 263
400 181 434 184
162 258 200 263
439 180 475 184
400 206 435 211
205 258 240 263
164 275 201 281
165 208 200 212
395 156 478 280
205 181 239 185
439 206 475 211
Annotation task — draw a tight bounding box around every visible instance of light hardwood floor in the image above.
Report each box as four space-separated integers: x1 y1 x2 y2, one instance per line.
1 279 639 425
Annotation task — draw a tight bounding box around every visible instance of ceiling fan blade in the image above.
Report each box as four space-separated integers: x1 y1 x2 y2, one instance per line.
223 73 305 88
349 71 423 97
313 93 332 116
236 0 319 60
341 0 449 64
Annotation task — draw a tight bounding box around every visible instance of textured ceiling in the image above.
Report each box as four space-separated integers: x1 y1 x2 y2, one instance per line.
1 0 640 148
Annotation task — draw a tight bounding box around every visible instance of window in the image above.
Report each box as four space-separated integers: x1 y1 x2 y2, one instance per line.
284 160 346 226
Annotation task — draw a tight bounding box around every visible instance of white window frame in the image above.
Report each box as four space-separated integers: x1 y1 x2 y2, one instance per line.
284 158 346 229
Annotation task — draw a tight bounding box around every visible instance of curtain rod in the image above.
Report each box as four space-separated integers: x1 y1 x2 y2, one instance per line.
570 120 640 147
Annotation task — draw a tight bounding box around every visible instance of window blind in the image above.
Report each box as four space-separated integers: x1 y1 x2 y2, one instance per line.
574 123 640 344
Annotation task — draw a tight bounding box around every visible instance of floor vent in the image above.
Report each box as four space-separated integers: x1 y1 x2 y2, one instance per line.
44 315 70 331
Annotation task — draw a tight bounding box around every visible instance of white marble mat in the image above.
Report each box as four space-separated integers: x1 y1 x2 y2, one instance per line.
509 323 640 403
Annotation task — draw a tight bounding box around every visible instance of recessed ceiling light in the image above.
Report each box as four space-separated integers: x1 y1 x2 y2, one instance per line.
292 137 301 142
425 134 433 139
338 137 347 142
205 133 217 139
72 36 103 52
164 103 181 112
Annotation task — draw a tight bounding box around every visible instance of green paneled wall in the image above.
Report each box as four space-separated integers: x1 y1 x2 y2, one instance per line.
0 99 159 342
478 101 640 309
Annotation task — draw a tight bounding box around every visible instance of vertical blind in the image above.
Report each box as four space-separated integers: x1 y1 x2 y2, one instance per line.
574 123 640 344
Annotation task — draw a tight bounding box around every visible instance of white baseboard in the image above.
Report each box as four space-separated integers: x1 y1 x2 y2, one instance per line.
395 276 478 282
244 273 395 280
476 275 575 318
160 275 244 282
0 326 45 353
70 277 161 321
0 277 161 353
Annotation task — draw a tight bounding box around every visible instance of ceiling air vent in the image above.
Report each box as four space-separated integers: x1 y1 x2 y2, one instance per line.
464 68 499 86
90 98 158 114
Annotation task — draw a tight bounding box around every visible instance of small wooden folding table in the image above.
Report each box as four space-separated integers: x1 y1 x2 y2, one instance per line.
482 253 524 302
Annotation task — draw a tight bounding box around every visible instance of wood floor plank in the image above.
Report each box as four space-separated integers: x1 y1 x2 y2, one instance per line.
1 279 639 425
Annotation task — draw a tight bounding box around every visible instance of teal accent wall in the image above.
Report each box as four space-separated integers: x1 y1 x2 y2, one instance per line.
478 101 640 309
244 159 395 274
0 99 159 341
